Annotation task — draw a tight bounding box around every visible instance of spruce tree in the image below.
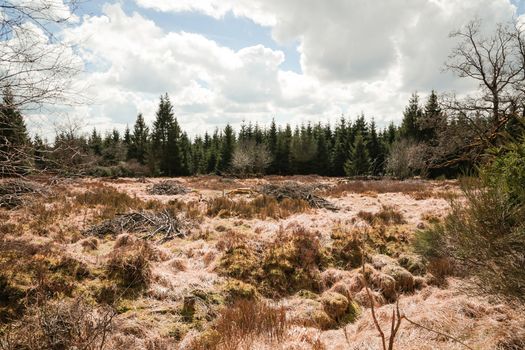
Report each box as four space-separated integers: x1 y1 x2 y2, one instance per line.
275 124 292 174
367 120 384 176
88 128 103 156
267 118 278 173
331 117 349 176
400 92 423 140
420 90 445 143
314 123 331 176
151 94 182 176
0 86 29 154
344 133 370 176
129 113 149 164
218 124 235 172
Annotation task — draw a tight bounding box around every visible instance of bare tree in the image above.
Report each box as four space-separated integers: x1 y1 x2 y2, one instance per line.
0 1 82 109
0 1 82 176
437 19 525 169
446 20 523 129
231 140 272 177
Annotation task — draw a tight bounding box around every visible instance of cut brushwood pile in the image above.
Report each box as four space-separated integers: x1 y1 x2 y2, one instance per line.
148 180 190 195
83 210 190 242
259 182 338 211
0 180 46 209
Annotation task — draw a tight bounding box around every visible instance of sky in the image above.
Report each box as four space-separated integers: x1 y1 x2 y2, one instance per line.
26 0 525 138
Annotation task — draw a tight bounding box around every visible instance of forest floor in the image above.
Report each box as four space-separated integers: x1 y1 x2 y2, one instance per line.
0 175 523 349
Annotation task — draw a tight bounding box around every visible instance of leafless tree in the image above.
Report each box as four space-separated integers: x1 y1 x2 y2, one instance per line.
446 20 523 129
231 140 272 177
0 1 83 176
438 19 525 168
0 1 82 109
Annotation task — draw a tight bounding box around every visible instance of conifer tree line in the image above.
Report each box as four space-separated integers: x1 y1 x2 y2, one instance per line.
1 87 460 178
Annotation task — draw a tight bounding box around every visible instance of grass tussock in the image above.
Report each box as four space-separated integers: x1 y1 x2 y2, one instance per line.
75 185 146 219
357 205 407 226
217 225 329 297
105 239 155 294
206 195 309 219
189 299 288 350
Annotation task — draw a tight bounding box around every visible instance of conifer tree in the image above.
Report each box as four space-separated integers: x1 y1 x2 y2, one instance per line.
267 118 278 173
331 117 349 176
0 86 29 157
420 90 445 143
344 133 370 176
88 128 103 156
151 94 182 175
314 123 331 175
275 124 292 174
367 120 384 176
400 92 424 140
129 113 149 164
218 124 235 172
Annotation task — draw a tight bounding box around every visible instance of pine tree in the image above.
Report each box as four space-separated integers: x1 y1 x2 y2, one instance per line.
331 117 349 176
314 123 331 175
88 128 103 156
206 129 220 174
218 124 235 172
191 136 206 174
420 90 445 143
275 124 292 174
385 122 398 145
151 94 182 175
129 113 149 164
367 120 384 176
123 126 131 148
344 133 370 176
267 118 278 173
0 86 29 154
400 92 423 140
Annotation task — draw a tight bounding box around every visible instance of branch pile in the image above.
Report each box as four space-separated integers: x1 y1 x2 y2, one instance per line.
0 180 45 209
148 180 189 195
83 210 189 243
259 182 338 211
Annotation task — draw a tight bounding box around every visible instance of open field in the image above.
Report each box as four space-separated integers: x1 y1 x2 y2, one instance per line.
0 176 523 350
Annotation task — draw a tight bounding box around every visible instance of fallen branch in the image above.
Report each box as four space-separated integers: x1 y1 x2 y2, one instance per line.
148 180 189 195
83 210 189 243
259 182 338 211
0 179 46 209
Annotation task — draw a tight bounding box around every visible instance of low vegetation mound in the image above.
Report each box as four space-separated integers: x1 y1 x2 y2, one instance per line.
217 226 329 297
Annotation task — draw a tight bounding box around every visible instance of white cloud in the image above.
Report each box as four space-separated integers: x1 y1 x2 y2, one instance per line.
33 1 521 139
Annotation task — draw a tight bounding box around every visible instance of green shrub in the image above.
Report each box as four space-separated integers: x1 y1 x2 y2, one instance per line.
414 139 525 302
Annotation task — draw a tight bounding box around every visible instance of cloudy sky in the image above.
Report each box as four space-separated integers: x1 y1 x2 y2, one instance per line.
31 0 525 138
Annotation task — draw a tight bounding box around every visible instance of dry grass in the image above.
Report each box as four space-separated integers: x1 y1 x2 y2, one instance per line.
105 239 155 293
76 185 146 219
320 180 428 198
217 225 328 298
0 297 115 350
186 176 240 191
357 205 407 226
188 299 288 350
206 195 309 219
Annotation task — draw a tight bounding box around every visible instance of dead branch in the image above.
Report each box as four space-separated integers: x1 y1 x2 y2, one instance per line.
147 180 189 195
258 182 338 211
83 210 190 243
